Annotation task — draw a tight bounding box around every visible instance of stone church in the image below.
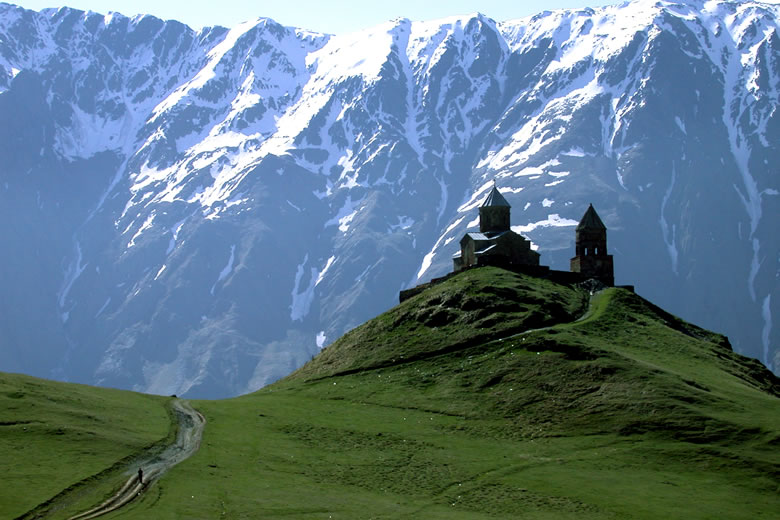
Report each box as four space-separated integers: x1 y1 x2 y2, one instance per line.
452 185 540 271
452 186 614 286
401 186 617 303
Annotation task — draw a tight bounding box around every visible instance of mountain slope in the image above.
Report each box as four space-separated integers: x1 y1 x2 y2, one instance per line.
0 1 777 397
3 267 777 519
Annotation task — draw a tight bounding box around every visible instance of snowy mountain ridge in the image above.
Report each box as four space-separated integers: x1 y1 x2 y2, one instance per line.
0 0 777 397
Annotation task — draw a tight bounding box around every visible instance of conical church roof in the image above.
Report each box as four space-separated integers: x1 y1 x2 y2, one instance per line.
577 204 606 230
482 185 511 208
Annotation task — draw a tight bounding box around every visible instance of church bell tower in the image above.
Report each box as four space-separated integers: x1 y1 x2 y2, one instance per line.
570 204 614 286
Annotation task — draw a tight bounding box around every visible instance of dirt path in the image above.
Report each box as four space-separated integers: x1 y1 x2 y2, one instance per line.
67 399 205 520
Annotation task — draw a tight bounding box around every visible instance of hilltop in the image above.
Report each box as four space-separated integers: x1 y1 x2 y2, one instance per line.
284 267 777 441
3 267 777 519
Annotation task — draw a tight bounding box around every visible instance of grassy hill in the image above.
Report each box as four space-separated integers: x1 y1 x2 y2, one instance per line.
3 267 779 519
0 374 173 519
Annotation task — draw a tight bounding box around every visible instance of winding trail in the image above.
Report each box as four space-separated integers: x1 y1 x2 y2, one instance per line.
67 399 205 520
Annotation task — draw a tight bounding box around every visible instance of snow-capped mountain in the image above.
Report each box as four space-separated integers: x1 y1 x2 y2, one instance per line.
0 0 776 397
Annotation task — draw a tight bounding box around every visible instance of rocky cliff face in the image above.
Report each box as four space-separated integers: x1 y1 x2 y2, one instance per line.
0 0 776 397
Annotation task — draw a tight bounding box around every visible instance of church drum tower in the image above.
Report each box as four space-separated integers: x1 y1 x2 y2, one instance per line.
570 204 614 286
479 186 511 233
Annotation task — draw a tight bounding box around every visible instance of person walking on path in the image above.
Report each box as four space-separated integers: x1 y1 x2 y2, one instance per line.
137 467 143 485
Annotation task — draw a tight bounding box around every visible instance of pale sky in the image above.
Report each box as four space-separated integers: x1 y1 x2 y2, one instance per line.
10 1 780 34
10 0 623 33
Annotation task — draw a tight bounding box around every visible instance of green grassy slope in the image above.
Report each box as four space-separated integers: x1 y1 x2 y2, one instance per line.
0 373 172 519
129 267 778 519
3 267 778 519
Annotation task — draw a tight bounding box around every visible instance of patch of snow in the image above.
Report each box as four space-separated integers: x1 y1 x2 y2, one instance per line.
217 245 236 282
291 255 340 321
58 241 87 309
513 214 578 233
616 169 626 190
436 175 449 223
542 198 554 207
674 116 686 134
416 250 438 282
512 166 545 177
154 265 167 280
748 237 761 301
561 147 587 157
210 244 236 295
325 196 362 233
389 216 415 233
338 211 358 232
95 297 111 318
659 165 678 275
127 211 156 249
354 264 372 282
290 254 316 322
151 19 264 118
458 180 495 212
660 166 679 275
316 331 327 349
315 256 336 287
167 218 187 254
761 295 772 371
416 216 466 280
479 75 603 172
